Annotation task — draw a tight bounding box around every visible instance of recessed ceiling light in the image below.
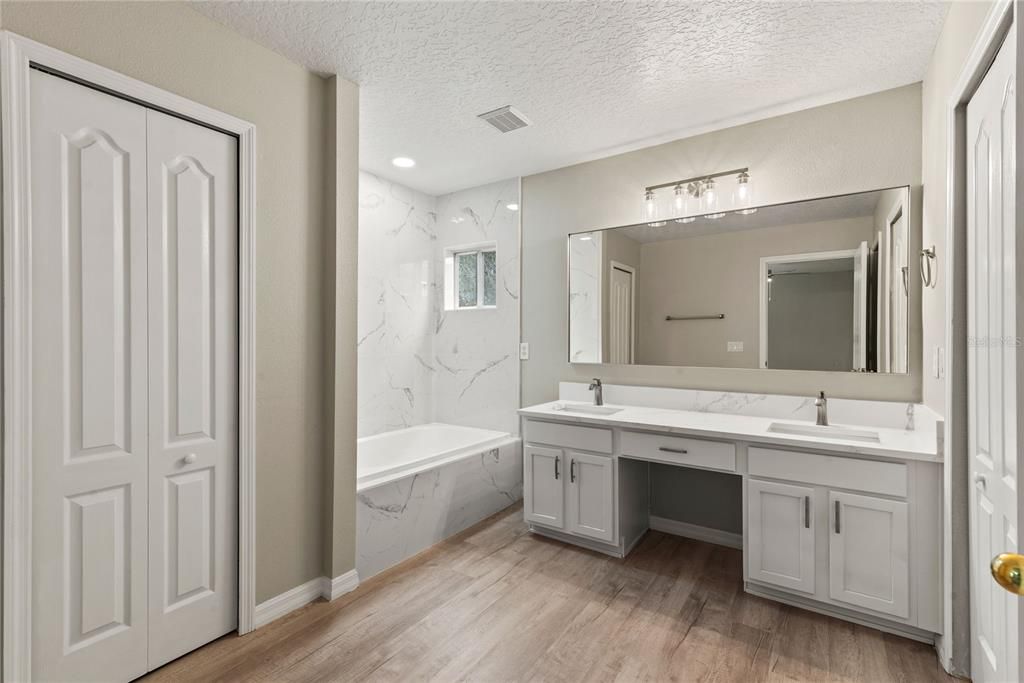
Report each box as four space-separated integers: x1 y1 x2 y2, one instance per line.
391 157 416 168
506 203 519 211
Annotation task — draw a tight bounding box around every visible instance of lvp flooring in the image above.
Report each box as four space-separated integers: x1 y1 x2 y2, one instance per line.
145 504 957 682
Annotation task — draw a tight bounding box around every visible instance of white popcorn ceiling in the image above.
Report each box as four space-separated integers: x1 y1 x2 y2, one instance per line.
192 1 948 196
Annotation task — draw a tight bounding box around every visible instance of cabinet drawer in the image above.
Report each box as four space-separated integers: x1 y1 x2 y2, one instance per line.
523 419 612 454
620 431 736 472
748 447 907 498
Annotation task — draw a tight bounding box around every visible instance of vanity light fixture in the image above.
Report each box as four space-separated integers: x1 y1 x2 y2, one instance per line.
391 156 416 168
643 167 751 223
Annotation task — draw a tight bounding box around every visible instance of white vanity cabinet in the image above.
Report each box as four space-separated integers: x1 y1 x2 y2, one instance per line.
520 407 943 642
522 420 620 551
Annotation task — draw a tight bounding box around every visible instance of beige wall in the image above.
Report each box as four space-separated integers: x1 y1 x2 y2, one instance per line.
920 1 995 416
633 216 873 368
1 2 359 601
522 84 923 406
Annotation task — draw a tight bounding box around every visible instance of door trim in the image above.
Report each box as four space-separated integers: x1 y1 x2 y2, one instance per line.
1 31 258 682
938 0 1016 674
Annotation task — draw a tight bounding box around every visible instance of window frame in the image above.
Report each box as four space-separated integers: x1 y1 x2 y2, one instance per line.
447 243 497 310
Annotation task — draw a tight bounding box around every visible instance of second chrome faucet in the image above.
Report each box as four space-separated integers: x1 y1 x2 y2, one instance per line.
589 378 603 406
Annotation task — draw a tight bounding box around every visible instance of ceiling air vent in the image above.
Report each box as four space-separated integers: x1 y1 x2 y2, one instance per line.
477 105 531 133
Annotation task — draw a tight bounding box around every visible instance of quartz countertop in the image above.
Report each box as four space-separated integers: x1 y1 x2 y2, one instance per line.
519 401 941 463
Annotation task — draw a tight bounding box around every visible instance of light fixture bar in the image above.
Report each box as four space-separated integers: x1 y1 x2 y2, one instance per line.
645 167 749 193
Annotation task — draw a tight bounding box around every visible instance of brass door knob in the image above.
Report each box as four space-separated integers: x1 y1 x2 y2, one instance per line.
991 553 1024 595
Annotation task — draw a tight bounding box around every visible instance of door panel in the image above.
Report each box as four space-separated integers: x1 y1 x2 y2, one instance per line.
567 451 615 543
746 479 815 594
967 24 1019 683
146 109 239 670
828 491 909 618
524 446 565 528
609 265 633 364
29 70 150 682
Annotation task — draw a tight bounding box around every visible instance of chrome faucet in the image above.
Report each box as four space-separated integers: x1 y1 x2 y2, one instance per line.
589 378 604 406
815 391 829 426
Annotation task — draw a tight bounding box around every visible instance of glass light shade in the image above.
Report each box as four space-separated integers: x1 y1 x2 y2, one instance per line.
734 171 757 215
702 178 725 218
643 189 666 226
672 184 687 216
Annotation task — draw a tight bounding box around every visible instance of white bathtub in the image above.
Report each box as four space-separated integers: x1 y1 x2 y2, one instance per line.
356 423 522 579
357 422 513 490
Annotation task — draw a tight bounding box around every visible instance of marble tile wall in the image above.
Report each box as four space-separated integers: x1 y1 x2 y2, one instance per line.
433 178 521 434
358 171 438 437
568 232 602 363
356 441 522 579
358 172 521 437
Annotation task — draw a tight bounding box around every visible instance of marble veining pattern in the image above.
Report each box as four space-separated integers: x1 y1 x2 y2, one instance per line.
357 441 523 580
568 232 602 363
358 172 520 437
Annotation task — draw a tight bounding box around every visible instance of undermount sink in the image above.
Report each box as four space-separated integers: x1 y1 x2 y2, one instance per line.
767 422 881 443
551 402 623 416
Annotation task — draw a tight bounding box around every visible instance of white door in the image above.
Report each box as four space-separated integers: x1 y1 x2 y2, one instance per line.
524 446 565 529
146 109 239 669
609 264 634 364
888 209 909 374
828 491 909 619
746 479 815 594
967 24 1021 683
27 71 238 679
852 240 869 371
29 69 152 683
567 451 615 543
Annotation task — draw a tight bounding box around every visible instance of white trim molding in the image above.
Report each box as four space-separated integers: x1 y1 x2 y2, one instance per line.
649 516 744 550
1 31 258 681
252 571 361 630
323 569 361 602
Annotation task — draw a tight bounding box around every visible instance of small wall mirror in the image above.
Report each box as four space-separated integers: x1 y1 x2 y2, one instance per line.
568 186 912 373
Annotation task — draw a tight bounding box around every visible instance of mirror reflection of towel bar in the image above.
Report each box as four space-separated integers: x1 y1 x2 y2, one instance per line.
665 314 725 321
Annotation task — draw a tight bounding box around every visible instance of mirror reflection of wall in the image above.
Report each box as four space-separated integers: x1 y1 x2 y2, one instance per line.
566 186 912 374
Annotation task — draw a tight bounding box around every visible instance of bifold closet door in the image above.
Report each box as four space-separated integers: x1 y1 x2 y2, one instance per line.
145 109 239 669
29 70 151 682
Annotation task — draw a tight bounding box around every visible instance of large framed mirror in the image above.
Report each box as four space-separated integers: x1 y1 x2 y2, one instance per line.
568 186 912 373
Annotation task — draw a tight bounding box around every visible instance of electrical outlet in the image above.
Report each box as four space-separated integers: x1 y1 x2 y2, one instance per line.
727 341 744 353
519 342 530 360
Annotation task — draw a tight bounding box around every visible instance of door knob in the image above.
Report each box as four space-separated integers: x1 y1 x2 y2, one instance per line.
975 473 987 490
183 453 197 465
991 553 1024 595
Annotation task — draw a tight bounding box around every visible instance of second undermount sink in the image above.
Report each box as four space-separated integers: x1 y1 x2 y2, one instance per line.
551 402 623 416
767 422 881 443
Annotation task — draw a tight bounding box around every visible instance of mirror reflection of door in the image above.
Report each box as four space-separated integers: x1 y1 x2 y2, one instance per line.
609 262 635 364
761 250 861 371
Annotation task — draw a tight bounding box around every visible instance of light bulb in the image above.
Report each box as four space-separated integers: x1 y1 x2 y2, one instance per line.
702 177 723 218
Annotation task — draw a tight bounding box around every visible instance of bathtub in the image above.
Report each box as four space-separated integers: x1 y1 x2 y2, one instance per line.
356 423 522 580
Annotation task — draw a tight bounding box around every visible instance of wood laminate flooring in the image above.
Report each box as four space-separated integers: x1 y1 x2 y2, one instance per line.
145 504 957 682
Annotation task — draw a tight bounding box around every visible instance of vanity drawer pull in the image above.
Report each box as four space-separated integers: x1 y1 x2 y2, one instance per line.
554 458 560 480
658 446 689 455
804 496 810 529
570 459 577 483
834 500 841 534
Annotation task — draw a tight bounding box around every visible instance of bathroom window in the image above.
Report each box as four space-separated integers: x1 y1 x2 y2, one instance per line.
446 244 497 310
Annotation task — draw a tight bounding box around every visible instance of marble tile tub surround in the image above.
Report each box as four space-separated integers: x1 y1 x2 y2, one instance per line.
356 440 523 580
557 381 940 433
357 172 520 437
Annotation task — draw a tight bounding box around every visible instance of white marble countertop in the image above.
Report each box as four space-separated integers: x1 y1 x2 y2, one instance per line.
519 401 941 463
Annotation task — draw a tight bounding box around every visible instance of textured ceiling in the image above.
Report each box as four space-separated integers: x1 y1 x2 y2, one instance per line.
192 1 948 196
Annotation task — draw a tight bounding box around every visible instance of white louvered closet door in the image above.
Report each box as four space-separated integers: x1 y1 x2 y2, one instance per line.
28 69 238 681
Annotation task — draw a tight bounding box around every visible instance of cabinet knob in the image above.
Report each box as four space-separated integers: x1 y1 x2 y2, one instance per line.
183 453 197 465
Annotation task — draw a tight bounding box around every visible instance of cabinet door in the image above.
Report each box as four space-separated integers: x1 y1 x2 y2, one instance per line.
829 491 909 618
747 479 816 594
524 446 565 529
567 452 615 543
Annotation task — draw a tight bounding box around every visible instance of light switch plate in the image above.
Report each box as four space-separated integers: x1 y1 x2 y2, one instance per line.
727 341 744 353
519 342 530 360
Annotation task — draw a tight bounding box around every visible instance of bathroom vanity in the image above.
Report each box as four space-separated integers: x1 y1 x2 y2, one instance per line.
519 388 942 643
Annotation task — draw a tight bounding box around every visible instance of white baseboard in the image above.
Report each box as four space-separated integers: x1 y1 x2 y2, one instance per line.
253 569 361 630
253 577 324 629
322 569 360 601
649 516 743 550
